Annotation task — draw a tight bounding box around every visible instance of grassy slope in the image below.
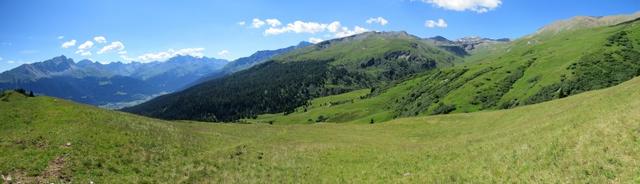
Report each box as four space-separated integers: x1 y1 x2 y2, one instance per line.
252 89 376 124
274 31 459 66
126 31 461 122
443 19 640 111
255 18 640 123
3 73 640 183
252 73 430 124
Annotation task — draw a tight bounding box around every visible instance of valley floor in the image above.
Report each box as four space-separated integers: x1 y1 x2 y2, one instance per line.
2 76 640 183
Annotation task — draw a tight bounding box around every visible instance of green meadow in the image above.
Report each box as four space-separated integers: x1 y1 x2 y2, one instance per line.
2 71 640 183
254 18 640 124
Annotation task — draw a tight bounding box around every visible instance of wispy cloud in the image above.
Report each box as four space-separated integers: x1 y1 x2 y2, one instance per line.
265 19 282 27
61 40 76 48
421 0 501 13
75 40 95 56
132 48 206 63
252 18 266 28
75 50 92 56
94 36 107 43
334 26 369 38
265 21 328 35
425 19 448 28
98 41 125 54
366 17 389 26
308 37 324 44
78 41 94 50
217 50 230 57
251 18 283 28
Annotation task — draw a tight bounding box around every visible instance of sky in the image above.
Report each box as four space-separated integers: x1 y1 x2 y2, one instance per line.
0 0 638 72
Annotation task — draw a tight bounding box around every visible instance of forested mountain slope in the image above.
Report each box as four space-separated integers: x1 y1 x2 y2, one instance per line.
125 31 460 121
188 41 312 87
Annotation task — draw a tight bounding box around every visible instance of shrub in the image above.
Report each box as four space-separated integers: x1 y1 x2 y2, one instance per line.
431 103 456 115
316 115 329 122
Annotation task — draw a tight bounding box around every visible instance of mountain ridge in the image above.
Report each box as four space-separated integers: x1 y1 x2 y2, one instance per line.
0 55 228 107
532 11 640 36
190 41 312 85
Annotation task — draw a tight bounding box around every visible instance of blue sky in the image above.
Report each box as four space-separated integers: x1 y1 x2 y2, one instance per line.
0 0 638 72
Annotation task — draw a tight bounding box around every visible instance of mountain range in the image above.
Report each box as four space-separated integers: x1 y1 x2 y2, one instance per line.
3 11 640 183
426 35 510 54
0 55 228 108
2 12 638 123
0 42 310 108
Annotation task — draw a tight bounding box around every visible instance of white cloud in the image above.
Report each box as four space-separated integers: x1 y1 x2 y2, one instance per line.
98 41 125 54
334 26 369 38
136 48 205 62
355 26 368 33
308 37 324 44
425 19 448 28
217 50 230 57
75 50 92 56
57 36 64 40
237 21 246 26
119 54 135 62
327 21 341 32
0 57 3 61
366 17 389 26
7 60 15 64
264 27 288 35
285 21 328 34
422 0 501 13
117 50 127 55
258 19 370 38
265 21 329 35
265 19 282 27
77 41 94 50
252 18 266 28
94 36 107 43
61 40 76 48
252 18 282 28
73 40 95 57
